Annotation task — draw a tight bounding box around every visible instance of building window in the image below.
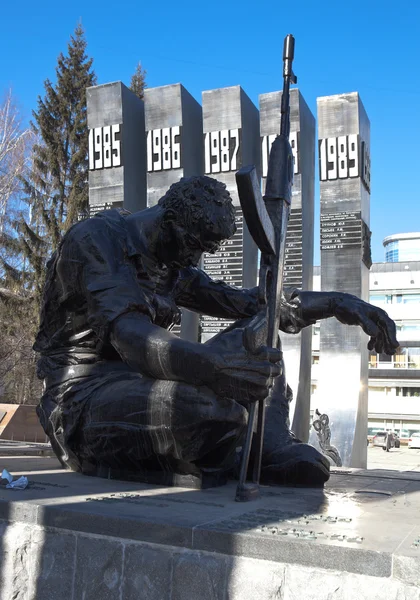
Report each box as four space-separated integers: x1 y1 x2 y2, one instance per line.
404 294 420 304
401 323 420 331
369 294 392 306
368 386 392 395
407 348 420 369
385 249 399 262
385 240 399 262
397 347 420 369
368 427 386 436
379 353 392 363
396 294 420 304
369 348 420 369
393 321 420 333
394 349 407 368
369 295 420 307
396 387 420 397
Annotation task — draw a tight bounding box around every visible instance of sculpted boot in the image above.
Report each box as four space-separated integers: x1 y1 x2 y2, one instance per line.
259 363 330 486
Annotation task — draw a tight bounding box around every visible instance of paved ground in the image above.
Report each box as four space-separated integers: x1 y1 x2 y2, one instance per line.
368 444 420 471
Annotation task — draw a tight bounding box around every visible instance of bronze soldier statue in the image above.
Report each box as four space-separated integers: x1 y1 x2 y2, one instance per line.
34 175 398 487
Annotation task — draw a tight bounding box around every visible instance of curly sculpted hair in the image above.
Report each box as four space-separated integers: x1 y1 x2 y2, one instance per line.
158 176 236 240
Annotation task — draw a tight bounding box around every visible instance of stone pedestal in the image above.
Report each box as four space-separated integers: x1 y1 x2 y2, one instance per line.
1 458 419 600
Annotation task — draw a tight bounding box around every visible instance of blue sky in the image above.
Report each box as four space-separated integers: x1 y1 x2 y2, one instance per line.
1 0 419 264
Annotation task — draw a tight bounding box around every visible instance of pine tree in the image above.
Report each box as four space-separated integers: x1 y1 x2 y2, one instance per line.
17 22 96 311
130 62 147 99
0 25 96 403
22 23 97 253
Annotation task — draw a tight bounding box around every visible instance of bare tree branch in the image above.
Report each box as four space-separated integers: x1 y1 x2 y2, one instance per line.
0 286 33 302
0 90 33 230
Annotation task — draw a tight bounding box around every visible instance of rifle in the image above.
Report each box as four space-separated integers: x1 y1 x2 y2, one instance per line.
234 34 297 501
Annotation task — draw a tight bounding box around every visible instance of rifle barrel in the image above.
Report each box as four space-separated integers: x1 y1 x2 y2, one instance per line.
280 34 296 137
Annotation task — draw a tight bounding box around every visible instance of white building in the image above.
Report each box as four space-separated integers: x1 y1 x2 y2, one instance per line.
383 232 420 263
311 233 420 439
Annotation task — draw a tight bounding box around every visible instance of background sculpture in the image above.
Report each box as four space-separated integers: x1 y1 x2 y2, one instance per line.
312 409 342 467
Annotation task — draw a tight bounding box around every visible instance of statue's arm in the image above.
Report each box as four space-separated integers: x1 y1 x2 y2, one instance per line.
174 267 258 319
288 290 347 323
173 267 312 333
174 266 397 355
109 312 214 384
277 290 335 333
110 312 281 402
288 290 399 354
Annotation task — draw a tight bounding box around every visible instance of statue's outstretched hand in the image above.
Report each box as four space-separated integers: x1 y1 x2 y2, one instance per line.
204 326 282 406
333 294 399 355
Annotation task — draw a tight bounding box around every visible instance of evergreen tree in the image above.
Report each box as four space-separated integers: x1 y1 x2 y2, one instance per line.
0 25 96 403
130 62 147 99
22 23 97 257
17 22 96 310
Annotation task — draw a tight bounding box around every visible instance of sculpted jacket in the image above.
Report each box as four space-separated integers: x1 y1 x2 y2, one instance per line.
34 209 312 382
34 209 315 452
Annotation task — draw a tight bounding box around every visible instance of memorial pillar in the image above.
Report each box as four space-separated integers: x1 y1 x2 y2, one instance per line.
201 85 260 341
144 84 203 340
259 88 315 442
87 82 147 214
312 92 371 467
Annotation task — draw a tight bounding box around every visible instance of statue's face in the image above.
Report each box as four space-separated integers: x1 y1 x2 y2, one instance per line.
163 221 224 269
159 209 231 269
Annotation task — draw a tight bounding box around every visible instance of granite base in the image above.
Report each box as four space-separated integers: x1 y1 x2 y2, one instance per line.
1 457 420 599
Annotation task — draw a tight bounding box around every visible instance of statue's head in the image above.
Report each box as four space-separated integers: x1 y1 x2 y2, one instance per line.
157 176 236 268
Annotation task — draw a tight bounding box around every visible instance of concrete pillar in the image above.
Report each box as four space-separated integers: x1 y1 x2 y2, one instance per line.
87 82 147 215
144 84 203 340
311 92 371 467
201 86 260 342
